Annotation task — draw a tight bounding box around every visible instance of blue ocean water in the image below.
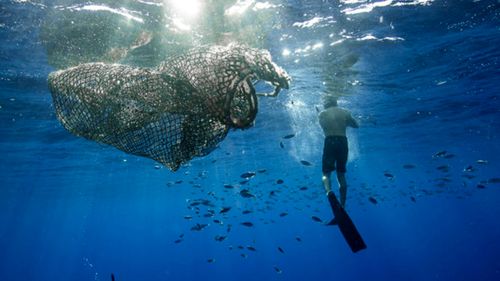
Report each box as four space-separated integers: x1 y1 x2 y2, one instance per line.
1 0 500 280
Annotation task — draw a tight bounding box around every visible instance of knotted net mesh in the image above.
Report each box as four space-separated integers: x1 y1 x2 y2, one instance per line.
48 44 290 171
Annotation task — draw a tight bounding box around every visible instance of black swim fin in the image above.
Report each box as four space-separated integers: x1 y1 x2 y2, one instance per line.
327 192 367 253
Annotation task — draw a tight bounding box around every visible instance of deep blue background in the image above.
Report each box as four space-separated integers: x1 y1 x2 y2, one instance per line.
1 1 500 280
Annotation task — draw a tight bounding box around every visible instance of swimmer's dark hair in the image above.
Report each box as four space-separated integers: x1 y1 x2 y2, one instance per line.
323 95 338 108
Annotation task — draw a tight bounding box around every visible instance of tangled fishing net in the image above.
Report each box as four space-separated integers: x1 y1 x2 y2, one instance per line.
48 44 290 171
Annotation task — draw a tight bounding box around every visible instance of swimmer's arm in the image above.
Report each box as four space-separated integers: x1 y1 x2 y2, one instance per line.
347 114 359 128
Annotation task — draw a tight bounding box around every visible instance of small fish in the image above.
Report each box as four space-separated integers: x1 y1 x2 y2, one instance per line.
183 215 193 220
207 258 215 263
276 179 284 184
241 222 254 227
444 154 455 159
240 172 256 179
300 160 312 166
190 223 208 231
111 273 115 281
476 184 486 189
220 207 231 214
436 165 449 172
279 212 288 217
213 219 222 224
488 178 500 184
273 266 282 274
279 141 284 149
237 245 244 250
299 186 308 191
283 134 295 139
240 180 249 185
258 169 267 173
240 189 255 198
214 235 227 242
384 172 394 179
311 216 322 223
223 184 234 189
368 196 378 204
278 247 285 254
410 196 416 203
476 159 488 164
174 239 183 244
175 180 183 184
295 236 302 242
463 165 475 172
246 246 256 251
242 210 252 214
403 164 416 169
240 253 248 258
433 151 447 158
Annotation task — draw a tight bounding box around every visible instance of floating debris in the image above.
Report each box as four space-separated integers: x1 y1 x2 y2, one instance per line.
240 172 256 179
311 216 322 223
300 160 312 166
273 266 282 274
368 196 378 204
241 222 254 227
283 134 295 139
240 189 255 198
277 247 285 254
190 223 208 231
403 164 416 169
276 179 284 184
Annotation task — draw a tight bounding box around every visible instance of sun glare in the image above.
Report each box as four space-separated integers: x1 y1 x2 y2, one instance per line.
167 0 202 18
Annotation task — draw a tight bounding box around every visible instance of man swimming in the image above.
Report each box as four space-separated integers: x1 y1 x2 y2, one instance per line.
319 95 358 209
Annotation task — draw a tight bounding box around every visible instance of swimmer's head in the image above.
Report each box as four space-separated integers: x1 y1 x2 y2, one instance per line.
323 94 338 108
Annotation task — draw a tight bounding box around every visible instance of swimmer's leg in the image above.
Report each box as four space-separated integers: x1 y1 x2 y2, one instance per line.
337 172 347 209
322 172 332 195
